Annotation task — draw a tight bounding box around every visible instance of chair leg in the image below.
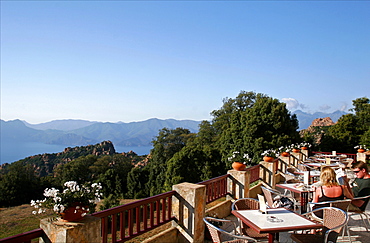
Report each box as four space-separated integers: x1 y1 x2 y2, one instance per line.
342 224 352 243
362 213 370 231
359 214 369 232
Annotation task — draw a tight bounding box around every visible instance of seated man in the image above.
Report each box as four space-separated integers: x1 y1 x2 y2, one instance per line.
347 161 370 211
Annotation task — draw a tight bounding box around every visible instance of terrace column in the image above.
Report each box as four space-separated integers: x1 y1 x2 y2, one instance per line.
172 182 206 243
301 149 309 160
39 216 101 243
292 151 303 163
357 152 366 162
227 169 251 199
279 156 290 168
260 160 277 188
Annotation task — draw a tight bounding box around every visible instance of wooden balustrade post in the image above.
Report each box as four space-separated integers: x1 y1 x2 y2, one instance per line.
39 216 101 243
357 152 366 162
227 169 251 199
172 182 206 243
279 156 290 171
260 160 277 188
292 151 302 162
301 149 309 160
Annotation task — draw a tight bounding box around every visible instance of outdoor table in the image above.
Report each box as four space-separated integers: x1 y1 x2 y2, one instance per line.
314 158 340 163
276 183 315 213
294 170 320 183
294 170 320 177
322 154 339 158
305 162 340 168
232 208 322 243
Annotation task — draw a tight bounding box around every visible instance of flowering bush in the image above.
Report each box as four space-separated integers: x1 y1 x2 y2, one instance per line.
278 145 293 153
299 142 312 148
31 181 103 216
228 151 252 164
354 145 368 151
261 149 279 158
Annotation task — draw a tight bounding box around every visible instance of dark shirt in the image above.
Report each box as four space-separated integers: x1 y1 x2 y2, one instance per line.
352 178 370 211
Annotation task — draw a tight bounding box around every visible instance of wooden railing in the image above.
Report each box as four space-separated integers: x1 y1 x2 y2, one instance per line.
259 164 273 185
276 158 289 174
0 228 47 243
198 174 229 203
91 191 176 243
247 164 260 183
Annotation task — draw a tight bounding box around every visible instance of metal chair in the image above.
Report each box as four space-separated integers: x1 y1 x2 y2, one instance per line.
290 207 348 243
203 217 257 243
261 185 298 211
308 199 352 242
231 198 268 239
347 195 370 231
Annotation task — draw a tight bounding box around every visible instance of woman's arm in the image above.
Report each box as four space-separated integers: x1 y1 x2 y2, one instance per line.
312 187 321 203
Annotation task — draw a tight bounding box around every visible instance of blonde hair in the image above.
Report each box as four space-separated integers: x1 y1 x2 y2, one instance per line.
320 166 339 187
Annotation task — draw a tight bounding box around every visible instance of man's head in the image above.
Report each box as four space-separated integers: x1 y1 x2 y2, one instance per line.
352 161 369 179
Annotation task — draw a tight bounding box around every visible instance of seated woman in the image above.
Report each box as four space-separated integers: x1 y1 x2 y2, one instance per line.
312 166 353 218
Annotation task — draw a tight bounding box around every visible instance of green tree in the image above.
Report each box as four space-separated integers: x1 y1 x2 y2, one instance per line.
212 91 300 165
91 154 134 198
126 167 150 199
56 155 97 184
146 128 195 195
0 163 41 206
320 97 370 152
323 114 358 152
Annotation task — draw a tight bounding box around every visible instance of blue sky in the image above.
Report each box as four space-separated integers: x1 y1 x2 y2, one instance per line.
1 1 369 124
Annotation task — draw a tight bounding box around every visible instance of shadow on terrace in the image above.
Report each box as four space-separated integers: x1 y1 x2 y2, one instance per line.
0 149 369 243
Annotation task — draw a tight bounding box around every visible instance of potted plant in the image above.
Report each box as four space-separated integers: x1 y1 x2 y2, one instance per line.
278 145 291 157
354 145 368 153
228 151 251 171
261 149 279 162
290 143 301 153
31 181 103 222
299 142 312 150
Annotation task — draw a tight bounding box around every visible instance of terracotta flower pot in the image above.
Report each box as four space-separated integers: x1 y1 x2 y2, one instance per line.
358 149 366 153
281 152 290 157
292 148 300 153
301 147 308 150
59 203 88 222
232 162 246 171
263 156 275 162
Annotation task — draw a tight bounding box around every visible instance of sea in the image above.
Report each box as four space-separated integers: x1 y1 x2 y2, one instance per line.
0 141 152 165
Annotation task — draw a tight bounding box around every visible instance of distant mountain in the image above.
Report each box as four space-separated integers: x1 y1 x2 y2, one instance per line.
293 110 347 130
1 111 345 148
1 118 201 147
23 119 97 131
1 119 96 145
70 118 201 146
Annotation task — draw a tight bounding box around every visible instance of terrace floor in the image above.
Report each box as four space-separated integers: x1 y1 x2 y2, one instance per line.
220 202 370 243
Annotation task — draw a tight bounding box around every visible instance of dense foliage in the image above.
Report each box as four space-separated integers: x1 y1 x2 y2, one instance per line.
0 143 141 207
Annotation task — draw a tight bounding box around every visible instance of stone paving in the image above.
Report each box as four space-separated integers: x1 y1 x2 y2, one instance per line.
220 202 370 243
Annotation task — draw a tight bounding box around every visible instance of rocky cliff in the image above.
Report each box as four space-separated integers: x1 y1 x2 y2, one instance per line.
0 141 117 177
300 117 335 144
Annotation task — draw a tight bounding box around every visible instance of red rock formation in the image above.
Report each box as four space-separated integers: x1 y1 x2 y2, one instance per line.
310 117 335 127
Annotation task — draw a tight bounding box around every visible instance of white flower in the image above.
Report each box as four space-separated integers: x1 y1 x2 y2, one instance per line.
43 188 59 198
